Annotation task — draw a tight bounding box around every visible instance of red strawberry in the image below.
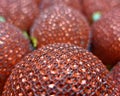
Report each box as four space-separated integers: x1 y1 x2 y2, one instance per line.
92 6 120 66
0 22 31 94
30 4 90 49
2 43 120 95
0 0 39 31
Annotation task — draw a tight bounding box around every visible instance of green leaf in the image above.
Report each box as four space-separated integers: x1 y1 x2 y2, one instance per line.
30 37 38 48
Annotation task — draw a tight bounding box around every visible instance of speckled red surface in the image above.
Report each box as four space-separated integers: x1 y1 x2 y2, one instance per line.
0 22 31 95
2 43 120 96
110 62 120 90
0 0 39 30
31 4 90 49
92 6 120 66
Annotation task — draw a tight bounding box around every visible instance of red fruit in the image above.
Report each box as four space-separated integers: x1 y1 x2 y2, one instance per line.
30 4 90 49
110 62 120 90
2 43 119 95
92 6 120 66
0 22 31 94
40 0 82 11
0 0 39 31
82 0 120 22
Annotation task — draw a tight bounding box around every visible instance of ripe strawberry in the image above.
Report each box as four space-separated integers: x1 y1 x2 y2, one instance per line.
0 0 39 31
0 22 31 94
92 6 120 66
30 4 90 49
2 43 119 95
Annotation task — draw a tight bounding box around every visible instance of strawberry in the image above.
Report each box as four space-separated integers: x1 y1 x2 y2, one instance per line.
92 6 120 66
0 0 39 31
0 22 31 94
30 4 90 49
2 43 119 95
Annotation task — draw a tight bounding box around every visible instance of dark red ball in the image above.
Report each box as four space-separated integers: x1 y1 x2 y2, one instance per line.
0 22 31 95
30 4 90 48
92 6 120 66
2 43 120 96
0 0 39 31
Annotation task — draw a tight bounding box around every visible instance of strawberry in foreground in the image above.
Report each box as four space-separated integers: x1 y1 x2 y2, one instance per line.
2 43 120 96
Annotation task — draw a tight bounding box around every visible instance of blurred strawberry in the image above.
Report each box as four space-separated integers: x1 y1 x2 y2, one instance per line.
0 0 39 31
92 6 120 66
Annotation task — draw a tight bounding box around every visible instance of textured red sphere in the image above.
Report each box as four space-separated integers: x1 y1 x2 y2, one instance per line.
82 0 120 22
2 43 120 96
31 4 90 49
0 0 39 31
0 22 31 94
92 6 120 66
40 0 82 11
110 62 120 90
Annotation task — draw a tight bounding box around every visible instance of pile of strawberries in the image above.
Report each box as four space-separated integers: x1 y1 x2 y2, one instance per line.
0 0 120 95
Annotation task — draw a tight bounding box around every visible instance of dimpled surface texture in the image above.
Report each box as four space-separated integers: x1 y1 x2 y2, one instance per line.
2 43 120 96
110 62 120 90
0 0 39 30
31 5 90 48
92 7 120 66
40 0 82 11
0 23 31 94
82 0 120 22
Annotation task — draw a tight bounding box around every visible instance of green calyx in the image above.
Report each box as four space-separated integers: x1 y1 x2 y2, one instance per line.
23 31 29 39
0 16 6 22
22 31 38 48
30 36 38 48
92 12 102 22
